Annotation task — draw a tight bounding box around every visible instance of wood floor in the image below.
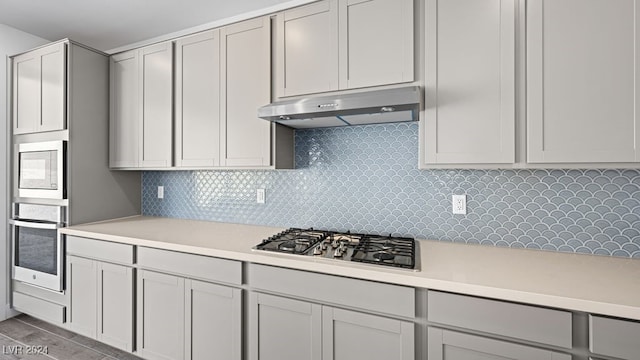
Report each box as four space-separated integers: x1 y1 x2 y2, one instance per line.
0 315 141 360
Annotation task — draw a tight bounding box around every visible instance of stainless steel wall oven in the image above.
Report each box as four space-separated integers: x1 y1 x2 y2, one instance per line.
10 203 66 291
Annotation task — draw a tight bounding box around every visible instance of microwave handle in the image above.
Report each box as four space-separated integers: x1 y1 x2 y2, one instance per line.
9 219 61 230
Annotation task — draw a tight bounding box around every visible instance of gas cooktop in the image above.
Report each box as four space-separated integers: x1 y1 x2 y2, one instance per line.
254 228 417 270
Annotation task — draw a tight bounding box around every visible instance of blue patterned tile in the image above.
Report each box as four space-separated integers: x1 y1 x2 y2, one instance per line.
142 123 640 258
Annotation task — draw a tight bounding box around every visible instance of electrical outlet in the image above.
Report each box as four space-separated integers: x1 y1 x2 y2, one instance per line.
452 194 466 215
256 188 266 204
157 186 164 199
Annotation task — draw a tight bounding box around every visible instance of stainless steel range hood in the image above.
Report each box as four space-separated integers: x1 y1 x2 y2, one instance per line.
258 86 421 129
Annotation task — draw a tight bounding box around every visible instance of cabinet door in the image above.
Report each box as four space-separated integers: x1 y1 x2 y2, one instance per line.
97 262 134 352
67 255 97 338
140 42 173 168
175 30 221 168
276 0 339 97
110 50 139 168
221 17 272 167
428 328 571 360
338 0 413 89
249 292 322 360
39 42 66 132
589 315 640 360
424 0 515 164
13 50 40 134
138 270 185 360
13 42 66 135
527 0 640 163
185 280 241 360
322 307 414 360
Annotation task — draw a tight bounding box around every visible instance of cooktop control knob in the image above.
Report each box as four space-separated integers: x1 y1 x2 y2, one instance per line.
333 248 343 257
313 246 323 255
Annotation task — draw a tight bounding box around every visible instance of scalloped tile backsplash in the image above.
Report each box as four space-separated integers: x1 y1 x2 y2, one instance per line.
143 123 640 258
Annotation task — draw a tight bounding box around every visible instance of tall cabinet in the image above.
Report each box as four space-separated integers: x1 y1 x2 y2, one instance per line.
423 0 515 165
527 0 640 163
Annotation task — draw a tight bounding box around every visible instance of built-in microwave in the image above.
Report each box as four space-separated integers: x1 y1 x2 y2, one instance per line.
10 203 66 292
16 141 66 199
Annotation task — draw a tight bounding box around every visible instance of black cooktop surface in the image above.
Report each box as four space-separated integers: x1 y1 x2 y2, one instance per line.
255 228 416 270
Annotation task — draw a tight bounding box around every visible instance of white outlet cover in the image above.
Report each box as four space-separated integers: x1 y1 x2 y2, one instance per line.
452 194 466 215
157 186 164 199
256 188 266 204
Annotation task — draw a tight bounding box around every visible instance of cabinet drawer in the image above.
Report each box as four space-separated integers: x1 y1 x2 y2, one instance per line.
427 291 572 349
13 292 66 325
249 264 414 318
66 236 134 265
138 247 242 285
428 327 571 360
589 315 640 360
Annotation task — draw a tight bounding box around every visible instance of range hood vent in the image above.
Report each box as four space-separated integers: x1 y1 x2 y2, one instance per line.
258 86 421 129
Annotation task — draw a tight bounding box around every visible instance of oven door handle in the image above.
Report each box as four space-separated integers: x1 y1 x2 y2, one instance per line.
9 219 61 230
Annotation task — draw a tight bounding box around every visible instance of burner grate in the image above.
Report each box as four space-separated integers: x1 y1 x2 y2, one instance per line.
350 235 416 269
256 228 328 254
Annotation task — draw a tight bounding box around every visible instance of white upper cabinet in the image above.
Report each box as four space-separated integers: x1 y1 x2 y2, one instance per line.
339 0 413 89
175 30 221 168
527 0 640 163
175 17 274 168
221 17 272 167
277 0 414 98
110 50 139 168
110 42 173 169
111 16 293 170
13 42 66 134
140 42 173 168
424 0 515 165
277 0 339 97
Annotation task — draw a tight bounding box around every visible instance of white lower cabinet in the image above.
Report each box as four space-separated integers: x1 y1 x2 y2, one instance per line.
249 274 415 360
137 270 185 360
589 315 640 360
250 293 322 360
428 328 571 360
137 269 242 360
67 256 97 338
66 237 135 351
323 306 414 360
249 292 414 360
186 279 242 360
67 255 134 352
96 262 135 351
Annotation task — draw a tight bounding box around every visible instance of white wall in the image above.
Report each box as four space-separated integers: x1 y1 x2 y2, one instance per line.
0 24 48 320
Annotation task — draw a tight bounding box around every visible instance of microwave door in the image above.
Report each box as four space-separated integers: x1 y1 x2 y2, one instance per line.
16 141 65 200
10 219 63 291
19 151 56 189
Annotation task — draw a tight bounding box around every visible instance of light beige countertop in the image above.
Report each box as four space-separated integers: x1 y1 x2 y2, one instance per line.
60 215 640 320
